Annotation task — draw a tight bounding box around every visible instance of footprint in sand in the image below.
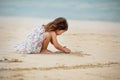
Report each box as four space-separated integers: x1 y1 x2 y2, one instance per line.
0 57 22 63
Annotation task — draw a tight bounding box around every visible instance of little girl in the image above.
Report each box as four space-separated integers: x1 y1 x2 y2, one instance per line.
15 17 71 54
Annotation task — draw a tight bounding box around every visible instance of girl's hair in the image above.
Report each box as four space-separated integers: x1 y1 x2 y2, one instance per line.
44 17 68 32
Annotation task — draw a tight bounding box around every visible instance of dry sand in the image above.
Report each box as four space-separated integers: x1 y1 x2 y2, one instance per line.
0 17 120 80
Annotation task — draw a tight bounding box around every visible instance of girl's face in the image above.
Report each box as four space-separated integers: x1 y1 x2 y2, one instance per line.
55 30 66 35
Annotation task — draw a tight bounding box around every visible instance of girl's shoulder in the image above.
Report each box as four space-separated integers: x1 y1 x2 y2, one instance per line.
50 31 57 37
50 31 56 34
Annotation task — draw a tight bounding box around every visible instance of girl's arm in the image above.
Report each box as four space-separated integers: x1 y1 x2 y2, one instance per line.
50 32 70 53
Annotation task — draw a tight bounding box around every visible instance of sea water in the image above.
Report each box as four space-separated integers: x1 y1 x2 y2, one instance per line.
0 0 120 22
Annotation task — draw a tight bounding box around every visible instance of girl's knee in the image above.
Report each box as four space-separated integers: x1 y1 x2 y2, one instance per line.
45 32 51 39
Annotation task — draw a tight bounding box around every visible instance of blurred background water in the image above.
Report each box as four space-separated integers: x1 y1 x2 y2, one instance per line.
0 0 120 22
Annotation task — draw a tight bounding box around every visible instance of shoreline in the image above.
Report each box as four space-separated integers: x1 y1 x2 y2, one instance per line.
0 17 120 35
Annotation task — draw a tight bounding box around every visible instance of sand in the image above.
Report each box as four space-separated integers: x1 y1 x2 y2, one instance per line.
0 17 120 80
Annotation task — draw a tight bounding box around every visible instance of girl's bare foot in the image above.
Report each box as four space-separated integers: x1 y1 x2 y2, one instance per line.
47 50 53 53
40 50 53 54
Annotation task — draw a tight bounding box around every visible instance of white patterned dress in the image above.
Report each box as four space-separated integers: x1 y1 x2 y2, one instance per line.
15 26 45 54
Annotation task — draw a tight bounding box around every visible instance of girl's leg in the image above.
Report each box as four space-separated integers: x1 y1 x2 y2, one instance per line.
40 32 52 54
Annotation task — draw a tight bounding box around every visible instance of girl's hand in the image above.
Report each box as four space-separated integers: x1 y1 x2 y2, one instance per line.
63 46 71 53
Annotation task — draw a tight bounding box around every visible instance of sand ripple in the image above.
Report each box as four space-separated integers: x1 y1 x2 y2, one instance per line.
0 62 119 71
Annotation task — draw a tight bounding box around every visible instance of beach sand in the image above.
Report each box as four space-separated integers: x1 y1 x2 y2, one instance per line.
0 17 120 80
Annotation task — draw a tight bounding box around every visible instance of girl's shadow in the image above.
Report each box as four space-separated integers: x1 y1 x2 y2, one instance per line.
54 51 91 57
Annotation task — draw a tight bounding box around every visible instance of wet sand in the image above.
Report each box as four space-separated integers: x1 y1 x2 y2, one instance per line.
0 17 120 80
